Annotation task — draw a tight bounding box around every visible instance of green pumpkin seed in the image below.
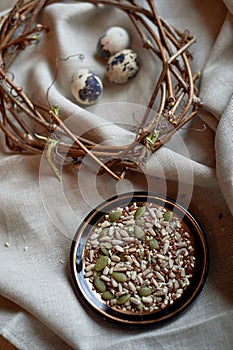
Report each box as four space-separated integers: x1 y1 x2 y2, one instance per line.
94 276 106 293
148 238 159 250
112 272 127 283
102 228 109 236
120 253 126 261
138 287 152 297
109 210 122 222
134 206 146 219
103 242 112 249
94 255 108 271
100 247 109 256
136 303 144 311
136 218 145 226
117 293 131 305
163 210 173 222
139 251 145 259
101 290 114 300
134 225 145 241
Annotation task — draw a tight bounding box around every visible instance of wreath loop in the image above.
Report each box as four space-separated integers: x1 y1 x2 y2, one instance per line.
0 0 202 180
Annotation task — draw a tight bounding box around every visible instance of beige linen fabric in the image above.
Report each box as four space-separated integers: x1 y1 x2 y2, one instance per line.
0 1 233 349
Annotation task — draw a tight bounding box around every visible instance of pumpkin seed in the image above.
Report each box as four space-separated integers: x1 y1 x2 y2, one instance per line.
139 251 145 259
134 206 146 219
120 253 126 261
94 255 108 271
94 276 106 293
138 287 152 297
109 210 122 222
136 303 144 311
148 238 159 250
103 242 112 249
101 291 114 300
102 228 109 235
117 293 131 305
100 247 109 256
112 272 127 283
136 218 145 226
134 225 145 241
163 210 173 222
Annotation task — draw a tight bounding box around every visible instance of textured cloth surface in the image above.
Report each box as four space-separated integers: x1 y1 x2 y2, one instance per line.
0 1 233 350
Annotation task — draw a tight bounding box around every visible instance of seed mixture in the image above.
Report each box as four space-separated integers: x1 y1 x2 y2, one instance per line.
83 201 196 313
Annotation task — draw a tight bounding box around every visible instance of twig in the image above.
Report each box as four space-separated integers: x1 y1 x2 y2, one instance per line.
50 109 122 181
0 0 201 179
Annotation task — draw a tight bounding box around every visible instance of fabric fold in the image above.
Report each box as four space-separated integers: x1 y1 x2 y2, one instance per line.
216 95 233 214
1 1 233 349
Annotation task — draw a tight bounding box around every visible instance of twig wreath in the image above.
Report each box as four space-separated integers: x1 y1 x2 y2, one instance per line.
0 0 202 181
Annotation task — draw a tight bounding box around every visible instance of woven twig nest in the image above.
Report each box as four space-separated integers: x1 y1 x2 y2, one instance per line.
0 0 202 181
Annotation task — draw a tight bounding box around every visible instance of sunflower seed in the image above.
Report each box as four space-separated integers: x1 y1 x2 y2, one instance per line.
130 297 141 305
85 263 95 272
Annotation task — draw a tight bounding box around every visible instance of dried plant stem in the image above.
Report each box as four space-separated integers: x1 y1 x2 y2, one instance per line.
0 0 202 180
50 110 122 180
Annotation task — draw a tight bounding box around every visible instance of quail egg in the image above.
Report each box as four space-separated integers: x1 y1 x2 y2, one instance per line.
106 49 140 84
97 26 130 59
71 68 103 106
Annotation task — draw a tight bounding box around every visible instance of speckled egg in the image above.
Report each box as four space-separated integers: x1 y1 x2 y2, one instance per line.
97 26 130 59
71 68 103 106
106 49 140 84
